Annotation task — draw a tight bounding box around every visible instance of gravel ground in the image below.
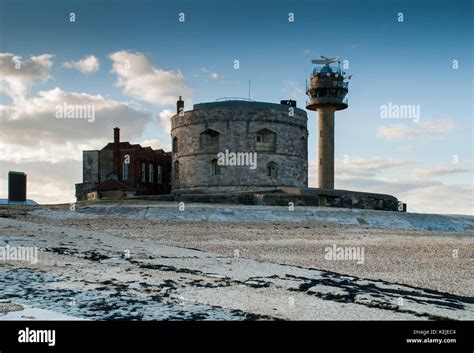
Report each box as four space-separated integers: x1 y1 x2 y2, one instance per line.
1 204 472 321
0 301 24 315
13 212 474 297
1 215 472 320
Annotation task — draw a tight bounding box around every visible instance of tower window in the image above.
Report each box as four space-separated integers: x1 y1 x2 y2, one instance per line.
267 162 277 178
255 129 276 152
200 129 220 151
211 159 221 176
172 137 178 154
174 160 179 180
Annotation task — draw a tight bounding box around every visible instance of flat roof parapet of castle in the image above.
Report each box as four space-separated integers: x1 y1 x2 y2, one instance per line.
193 100 307 116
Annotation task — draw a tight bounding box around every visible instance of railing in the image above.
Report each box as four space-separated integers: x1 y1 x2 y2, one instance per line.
306 81 348 90
305 97 349 106
215 97 255 102
312 65 343 75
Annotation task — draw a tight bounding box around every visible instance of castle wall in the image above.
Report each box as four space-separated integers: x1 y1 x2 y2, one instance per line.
171 101 308 194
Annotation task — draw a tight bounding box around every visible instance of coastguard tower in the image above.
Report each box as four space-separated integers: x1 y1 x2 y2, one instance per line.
306 56 349 189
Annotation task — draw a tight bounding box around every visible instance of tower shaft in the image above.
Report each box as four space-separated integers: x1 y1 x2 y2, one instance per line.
317 107 335 189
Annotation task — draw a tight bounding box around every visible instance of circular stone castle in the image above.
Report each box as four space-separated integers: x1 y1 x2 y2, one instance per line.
170 98 308 194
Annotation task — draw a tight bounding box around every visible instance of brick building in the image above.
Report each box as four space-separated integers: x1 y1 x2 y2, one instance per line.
75 128 171 201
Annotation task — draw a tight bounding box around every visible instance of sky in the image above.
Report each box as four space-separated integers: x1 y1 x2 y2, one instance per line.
0 0 472 214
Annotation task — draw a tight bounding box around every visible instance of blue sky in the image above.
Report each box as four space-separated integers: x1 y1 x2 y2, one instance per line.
0 0 472 213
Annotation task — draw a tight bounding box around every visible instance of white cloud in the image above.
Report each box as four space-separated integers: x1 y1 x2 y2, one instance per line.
397 182 473 215
398 145 416 153
0 159 80 205
138 139 170 152
63 55 100 74
410 164 473 178
308 156 473 215
0 87 152 146
0 141 89 164
377 118 456 141
335 156 410 178
336 176 473 215
158 109 174 134
0 86 171 205
0 53 53 104
200 67 220 81
0 51 171 205
281 80 305 100
109 50 191 106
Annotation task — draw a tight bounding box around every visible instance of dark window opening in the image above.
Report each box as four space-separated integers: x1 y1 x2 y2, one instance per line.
174 160 179 180
267 162 277 178
172 137 178 154
211 159 221 176
255 129 276 152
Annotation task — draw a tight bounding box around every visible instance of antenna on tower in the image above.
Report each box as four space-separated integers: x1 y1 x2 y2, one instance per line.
248 80 251 100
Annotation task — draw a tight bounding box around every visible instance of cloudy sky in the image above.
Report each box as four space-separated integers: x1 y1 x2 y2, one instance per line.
0 0 472 214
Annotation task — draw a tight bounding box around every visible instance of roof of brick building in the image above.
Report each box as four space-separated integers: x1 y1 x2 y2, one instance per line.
88 179 134 192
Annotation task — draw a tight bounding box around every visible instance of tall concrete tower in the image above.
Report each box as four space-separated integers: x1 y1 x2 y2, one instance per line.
306 56 349 189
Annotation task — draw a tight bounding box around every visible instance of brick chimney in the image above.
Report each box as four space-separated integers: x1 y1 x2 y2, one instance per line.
177 96 184 114
113 127 120 178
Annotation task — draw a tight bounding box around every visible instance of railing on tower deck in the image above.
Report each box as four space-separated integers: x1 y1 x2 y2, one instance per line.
306 81 349 90
312 65 344 75
215 97 255 102
306 97 349 106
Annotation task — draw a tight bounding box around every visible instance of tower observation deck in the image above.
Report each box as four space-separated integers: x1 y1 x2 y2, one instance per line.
306 56 350 190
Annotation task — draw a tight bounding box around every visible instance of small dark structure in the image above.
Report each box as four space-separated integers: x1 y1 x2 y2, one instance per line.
8 171 27 203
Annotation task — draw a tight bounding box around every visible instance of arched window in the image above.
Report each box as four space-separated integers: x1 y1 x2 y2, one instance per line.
267 162 277 178
172 137 178 154
255 129 276 152
211 159 221 176
174 160 179 180
200 129 220 151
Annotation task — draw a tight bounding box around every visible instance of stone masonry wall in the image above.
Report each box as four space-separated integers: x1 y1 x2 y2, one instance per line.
170 102 308 193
